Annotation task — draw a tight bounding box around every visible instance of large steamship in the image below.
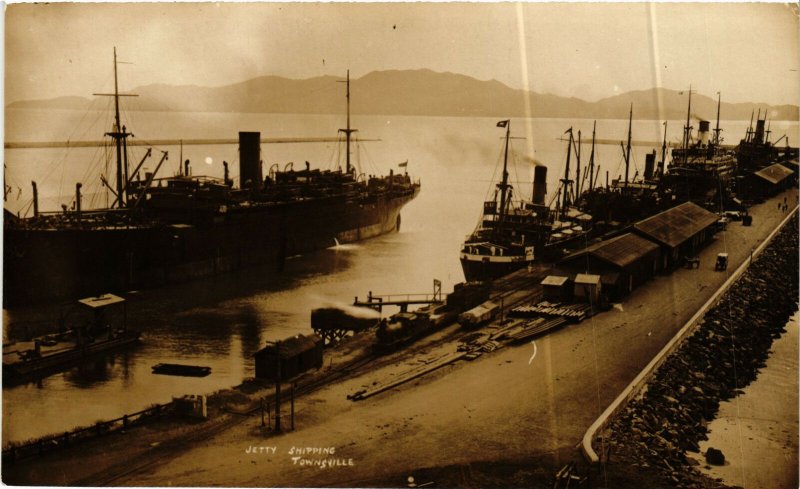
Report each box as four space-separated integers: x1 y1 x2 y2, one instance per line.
4 52 420 306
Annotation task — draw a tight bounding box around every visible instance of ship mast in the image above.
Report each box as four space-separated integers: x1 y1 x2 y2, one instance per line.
588 121 596 192
561 128 573 220
624 104 632 186
713 92 722 146
497 120 511 233
338 70 358 174
683 86 693 166
574 130 582 198
94 47 137 208
659 121 668 177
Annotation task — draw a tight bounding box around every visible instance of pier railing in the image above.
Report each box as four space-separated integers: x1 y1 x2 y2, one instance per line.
2 401 173 464
581 205 799 465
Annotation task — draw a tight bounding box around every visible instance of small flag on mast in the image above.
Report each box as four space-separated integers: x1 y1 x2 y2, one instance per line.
497 120 509 128
398 160 408 168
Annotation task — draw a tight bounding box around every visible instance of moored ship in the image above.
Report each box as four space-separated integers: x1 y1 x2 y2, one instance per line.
4 53 420 306
660 91 737 209
459 120 590 282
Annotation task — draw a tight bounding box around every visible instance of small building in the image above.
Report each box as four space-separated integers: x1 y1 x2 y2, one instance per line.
560 233 660 300
748 163 795 199
254 333 323 382
573 274 602 304
633 202 719 271
779 158 800 187
541 275 572 303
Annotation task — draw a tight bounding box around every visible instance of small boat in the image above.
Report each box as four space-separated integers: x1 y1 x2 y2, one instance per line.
3 293 140 384
151 363 212 377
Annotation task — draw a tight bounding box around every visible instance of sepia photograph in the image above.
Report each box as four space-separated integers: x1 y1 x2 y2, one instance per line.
2 2 799 488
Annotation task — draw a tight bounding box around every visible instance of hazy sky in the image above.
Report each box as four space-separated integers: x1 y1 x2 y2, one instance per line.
5 2 799 106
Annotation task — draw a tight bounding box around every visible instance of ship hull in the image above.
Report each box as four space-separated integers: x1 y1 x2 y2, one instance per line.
4 189 419 306
460 232 589 282
460 254 532 282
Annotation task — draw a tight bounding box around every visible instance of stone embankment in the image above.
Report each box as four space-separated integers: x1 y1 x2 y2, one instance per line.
605 215 799 488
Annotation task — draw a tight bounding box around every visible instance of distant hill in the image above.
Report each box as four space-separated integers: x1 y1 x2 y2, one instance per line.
7 69 798 121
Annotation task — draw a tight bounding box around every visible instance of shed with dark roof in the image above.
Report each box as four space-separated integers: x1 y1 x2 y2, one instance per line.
633 201 719 270
747 163 795 199
254 333 323 382
541 275 572 302
559 233 660 299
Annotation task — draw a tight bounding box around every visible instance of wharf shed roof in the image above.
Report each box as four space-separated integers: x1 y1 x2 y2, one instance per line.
257 334 321 359
561 233 659 269
575 273 602 285
634 202 718 249
754 163 794 184
541 275 570 287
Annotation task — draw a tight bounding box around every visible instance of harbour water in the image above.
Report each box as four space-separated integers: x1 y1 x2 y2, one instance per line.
3 109 798 445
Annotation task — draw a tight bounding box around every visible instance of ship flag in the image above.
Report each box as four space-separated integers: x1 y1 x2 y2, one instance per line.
497 120 509 128
398 160 408 168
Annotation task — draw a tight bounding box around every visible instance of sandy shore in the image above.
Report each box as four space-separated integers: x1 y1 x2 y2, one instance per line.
689 311 798 489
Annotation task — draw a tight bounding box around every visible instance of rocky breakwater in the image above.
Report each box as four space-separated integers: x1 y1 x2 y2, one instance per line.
603 215 799 488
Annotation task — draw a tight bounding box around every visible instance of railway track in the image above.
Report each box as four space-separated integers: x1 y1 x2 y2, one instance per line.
70 270 549 486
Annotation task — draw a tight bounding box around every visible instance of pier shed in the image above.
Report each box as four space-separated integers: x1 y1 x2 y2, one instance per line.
633 202 719 271
779 158 799 187
749 163 795 199
254 334 323 382
559 233 660 300
573 274 602 303
541 275 572 303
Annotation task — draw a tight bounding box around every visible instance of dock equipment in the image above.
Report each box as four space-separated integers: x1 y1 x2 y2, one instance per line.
354 279 442 312
3 293 139 383
311 308 377 345
510 301 593 322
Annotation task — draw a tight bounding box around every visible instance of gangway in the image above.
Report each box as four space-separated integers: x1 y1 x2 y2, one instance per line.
354 279 443 312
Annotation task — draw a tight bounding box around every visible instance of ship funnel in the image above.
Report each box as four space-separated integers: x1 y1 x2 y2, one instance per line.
239 132 262 190
532 165 547 205
754 119 766 144
698 120 710 147
644 151 655 180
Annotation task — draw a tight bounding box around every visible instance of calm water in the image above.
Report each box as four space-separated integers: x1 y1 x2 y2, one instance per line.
3 108 798 444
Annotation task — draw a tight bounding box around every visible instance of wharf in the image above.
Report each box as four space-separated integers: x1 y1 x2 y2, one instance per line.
5 188 797 488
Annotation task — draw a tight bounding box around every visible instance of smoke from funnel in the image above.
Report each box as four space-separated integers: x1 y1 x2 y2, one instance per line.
316 299 382 319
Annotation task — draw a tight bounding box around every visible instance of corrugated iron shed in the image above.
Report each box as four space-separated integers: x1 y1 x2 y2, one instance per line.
634 202 719 248
589 233 659 268
271 334 321 359
780 158 799 171
561 233 658 269
754 163 794 184
575 273 602 285
78 293 125 309
541 275 569 287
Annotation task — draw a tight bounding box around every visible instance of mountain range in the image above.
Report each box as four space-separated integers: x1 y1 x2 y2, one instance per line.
8 69 798 121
